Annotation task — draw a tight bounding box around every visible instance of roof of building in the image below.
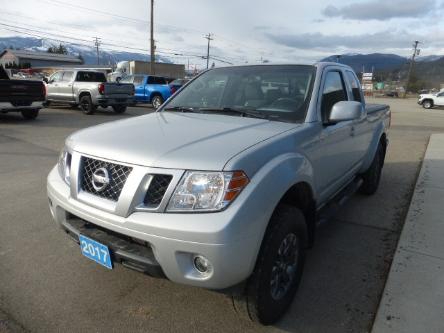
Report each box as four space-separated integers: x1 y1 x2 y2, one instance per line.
0 49 83 63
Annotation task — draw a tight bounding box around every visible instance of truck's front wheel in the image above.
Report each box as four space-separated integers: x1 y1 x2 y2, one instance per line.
232 205 307 325
80 95 96 115
423 100 433 109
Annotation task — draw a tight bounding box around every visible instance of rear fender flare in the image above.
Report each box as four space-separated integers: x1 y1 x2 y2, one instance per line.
360 123 386 173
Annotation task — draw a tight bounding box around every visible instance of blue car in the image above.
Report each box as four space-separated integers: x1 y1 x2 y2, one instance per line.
121 75 171 109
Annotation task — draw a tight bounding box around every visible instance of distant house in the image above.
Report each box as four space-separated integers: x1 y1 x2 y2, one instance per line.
0 49 83 68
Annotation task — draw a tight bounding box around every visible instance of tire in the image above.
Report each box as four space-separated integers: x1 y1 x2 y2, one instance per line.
42 101 51 108
151 95 163 109
79 95 96 115
112 105 127 114
422 100 433 109
359 142 385 195
21 109 39 120
232 205 307 325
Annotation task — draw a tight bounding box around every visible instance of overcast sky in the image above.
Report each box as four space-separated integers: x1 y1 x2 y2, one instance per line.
1 0 444 67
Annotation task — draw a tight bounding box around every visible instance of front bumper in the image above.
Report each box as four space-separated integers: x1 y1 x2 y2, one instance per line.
0 101 43 112
47 166 264 289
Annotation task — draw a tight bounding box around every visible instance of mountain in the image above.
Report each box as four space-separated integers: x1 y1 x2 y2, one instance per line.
321 53 444 89
0 36 172 65
321 53 409 73
416 55 444 62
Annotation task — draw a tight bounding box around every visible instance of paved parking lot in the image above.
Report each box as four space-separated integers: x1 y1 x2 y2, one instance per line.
1 99 444 333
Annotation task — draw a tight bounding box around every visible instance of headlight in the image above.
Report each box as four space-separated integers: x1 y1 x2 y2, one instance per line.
166 171 249 212
58 149 72 185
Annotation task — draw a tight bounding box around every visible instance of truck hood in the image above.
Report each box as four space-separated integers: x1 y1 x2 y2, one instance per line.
420 93 437 98
67 112 297 170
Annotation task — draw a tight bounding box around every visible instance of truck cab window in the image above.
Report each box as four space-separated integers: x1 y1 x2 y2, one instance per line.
345 71 362 102
133 76 144 85
76 72 107 83
321 71 347 123
50 72 62 83
147 76 166 85
62 72 74 82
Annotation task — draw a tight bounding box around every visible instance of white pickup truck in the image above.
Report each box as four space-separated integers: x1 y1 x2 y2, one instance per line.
418 90 444 109
47 63 390 325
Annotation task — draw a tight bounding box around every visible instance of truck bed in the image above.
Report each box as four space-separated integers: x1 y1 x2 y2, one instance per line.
0 80 45 104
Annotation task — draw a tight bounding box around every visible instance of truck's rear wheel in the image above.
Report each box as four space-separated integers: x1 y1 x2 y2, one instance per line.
151 95 163 109
232 205 307 325
112 105 127 114
21 109 39 120
80 95 96 115
423 100 433 109
359 142 385 195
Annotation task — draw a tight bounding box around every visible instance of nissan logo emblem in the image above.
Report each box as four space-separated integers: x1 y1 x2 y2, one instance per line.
92 167 110 192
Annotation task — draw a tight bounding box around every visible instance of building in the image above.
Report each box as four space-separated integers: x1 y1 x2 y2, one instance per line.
33 64 113 76
129 61 185 79
0 49 83 68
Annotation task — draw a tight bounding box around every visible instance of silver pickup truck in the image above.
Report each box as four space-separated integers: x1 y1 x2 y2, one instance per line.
45 70 135 115
47 63 390 325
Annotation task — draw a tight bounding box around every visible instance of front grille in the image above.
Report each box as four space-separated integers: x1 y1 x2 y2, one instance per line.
143 174 173 207
81 157 132 201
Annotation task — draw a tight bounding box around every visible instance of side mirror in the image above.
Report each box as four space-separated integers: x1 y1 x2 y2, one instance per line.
43 77 49 84
329 101 364 123
116 77 121 83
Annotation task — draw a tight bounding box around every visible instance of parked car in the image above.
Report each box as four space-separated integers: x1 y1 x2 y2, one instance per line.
384 91 399 98
44 70 135 115
120 75 171 109
0 65 45 119
47 63 390 325
169 78 189 94
418 90 444 109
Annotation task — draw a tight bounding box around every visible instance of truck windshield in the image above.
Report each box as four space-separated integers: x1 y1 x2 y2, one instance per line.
163 65 316 123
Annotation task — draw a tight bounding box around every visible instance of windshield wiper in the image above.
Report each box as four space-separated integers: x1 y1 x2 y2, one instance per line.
163 106 198 113
198 107 269 120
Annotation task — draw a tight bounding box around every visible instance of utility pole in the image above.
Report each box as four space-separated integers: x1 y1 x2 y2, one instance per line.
404 40 420 98
150 0 155 74
204 33 213 69
94 37 101 65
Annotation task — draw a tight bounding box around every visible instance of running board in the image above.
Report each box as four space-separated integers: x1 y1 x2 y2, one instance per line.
316 177 363 225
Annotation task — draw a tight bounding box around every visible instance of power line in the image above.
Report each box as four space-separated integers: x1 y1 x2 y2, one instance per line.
0 13 148 47
0 6 262 64
41 0 147 24
0 21 244 66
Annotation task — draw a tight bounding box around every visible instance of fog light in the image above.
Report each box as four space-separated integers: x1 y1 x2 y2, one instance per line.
193 255 212 274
